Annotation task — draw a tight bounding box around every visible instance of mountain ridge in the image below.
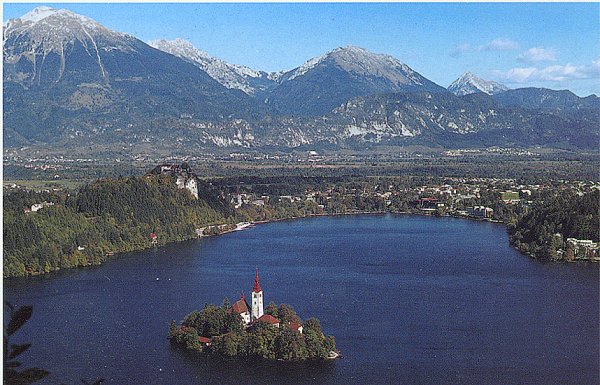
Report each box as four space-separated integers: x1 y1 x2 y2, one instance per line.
3 6 598 153
148 38 274 95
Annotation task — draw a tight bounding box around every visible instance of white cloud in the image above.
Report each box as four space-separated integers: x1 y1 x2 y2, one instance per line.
496 58 600 83
450 38 519 57
517 47 557 63
479 38 519 52
449 43 471 58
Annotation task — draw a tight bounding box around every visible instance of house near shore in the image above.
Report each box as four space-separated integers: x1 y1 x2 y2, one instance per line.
198 336 212 347
467 206 494 218
413 197 438 210
566 238 600 260
288 322 303 333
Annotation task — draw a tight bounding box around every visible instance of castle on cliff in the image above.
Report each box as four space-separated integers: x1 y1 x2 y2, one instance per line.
150 163 198 199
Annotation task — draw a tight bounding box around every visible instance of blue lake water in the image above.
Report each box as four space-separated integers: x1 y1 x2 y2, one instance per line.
4 214 599 384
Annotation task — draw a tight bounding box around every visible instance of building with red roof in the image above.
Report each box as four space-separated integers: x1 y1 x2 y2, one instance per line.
229 270 269 327
231 291 251 325
288 322 303 334
256 314 280 327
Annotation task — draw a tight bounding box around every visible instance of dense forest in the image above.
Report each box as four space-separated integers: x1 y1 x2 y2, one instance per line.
509 190 599 261
3 175 230 277
168 301 336 361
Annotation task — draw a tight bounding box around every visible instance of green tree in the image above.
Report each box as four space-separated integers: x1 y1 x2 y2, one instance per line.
167 320 178 339
275 329 307 360
304 329 326 359
277 304 301 324
302 317 323 335
265 302 278 318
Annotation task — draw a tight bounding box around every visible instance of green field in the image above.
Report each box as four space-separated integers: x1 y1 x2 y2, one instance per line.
3 179 88 192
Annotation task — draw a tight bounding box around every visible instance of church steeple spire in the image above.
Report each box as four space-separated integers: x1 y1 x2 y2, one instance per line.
252 268 262 293
251 269 264 321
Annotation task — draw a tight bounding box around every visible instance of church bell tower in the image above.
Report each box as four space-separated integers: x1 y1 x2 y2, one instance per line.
251 269 264 321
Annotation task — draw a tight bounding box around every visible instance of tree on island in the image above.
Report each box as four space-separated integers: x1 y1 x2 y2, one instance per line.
181 305 242 337
265 302 301 324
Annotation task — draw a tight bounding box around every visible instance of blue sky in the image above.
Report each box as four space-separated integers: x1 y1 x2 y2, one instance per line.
4 3 599 96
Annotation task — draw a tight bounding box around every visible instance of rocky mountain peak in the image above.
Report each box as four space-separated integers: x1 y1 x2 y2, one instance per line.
149 38 210 62
4 6 120 39
4 6 135 65
279 45 432 87
448 72 509 96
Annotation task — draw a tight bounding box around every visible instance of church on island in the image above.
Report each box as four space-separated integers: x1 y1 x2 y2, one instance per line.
231 270 303 333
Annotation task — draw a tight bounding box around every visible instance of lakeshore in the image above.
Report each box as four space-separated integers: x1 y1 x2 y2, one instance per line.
4 170 598 278
7 207 597 280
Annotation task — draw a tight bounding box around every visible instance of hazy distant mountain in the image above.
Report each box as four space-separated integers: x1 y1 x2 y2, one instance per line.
265 45 448 116
3 6 262 146
492 87 599 111
448 72 509 96
148 38 274 95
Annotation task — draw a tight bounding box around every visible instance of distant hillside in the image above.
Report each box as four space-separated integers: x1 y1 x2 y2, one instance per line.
492 88 599 111
3 7 263 147
3 174 231 277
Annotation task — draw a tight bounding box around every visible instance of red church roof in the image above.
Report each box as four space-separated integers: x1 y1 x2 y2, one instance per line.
252 269 262 293
257 314 279 325
232 294 249 314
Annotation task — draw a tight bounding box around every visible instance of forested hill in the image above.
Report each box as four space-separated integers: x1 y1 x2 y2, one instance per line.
3 175 231 277
508 190 599 260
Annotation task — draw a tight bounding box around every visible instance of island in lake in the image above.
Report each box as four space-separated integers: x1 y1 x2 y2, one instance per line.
168 270 338 361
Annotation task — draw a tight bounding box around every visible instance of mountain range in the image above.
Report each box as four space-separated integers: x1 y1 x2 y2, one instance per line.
3 6 598 153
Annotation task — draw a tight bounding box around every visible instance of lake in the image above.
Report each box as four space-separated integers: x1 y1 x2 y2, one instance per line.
4 214 599 384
